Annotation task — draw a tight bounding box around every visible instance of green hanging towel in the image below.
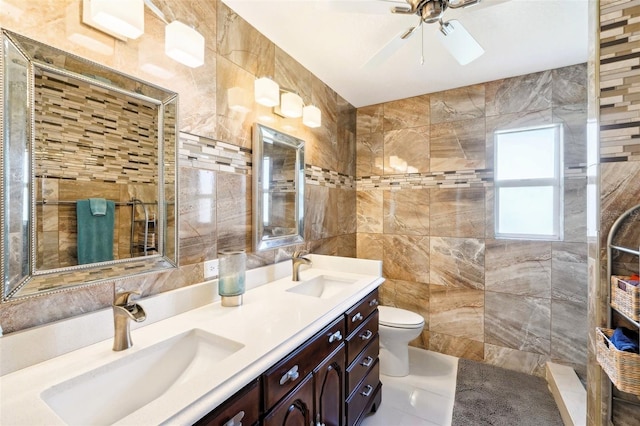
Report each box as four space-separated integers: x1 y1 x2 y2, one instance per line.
76 199 115 265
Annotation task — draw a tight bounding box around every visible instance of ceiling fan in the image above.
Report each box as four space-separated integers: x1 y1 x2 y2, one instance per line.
362 0 490 68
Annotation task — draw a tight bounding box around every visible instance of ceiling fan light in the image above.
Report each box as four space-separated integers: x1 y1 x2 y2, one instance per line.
302 105 322 128
280 92 303 118
88 0 144 40
165 21 205 68
254 77 280 107
436 19 484 66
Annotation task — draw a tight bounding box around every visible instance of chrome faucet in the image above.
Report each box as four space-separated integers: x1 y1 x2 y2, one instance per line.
112 291 146 351
292 251 312 281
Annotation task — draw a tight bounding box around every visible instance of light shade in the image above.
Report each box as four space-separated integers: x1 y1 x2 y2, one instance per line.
165 21 205 68
89 0 144 40
254 77 279 107
436 20 484 66
280 92 303 118
302 105 322 128
228 87 252 113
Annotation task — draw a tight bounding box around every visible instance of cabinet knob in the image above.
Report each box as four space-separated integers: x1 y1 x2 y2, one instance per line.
369 299 379 307
279 365 300 385
223 410 244 426
352 312 363 323
328 330 342 343
359 330 373 340
361 385 374 397
360 356 374 368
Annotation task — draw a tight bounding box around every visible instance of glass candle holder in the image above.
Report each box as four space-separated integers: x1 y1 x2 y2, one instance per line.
218 249 246 307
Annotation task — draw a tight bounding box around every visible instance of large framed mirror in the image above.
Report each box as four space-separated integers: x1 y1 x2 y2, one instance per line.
252 124 305 251
1 29 178 301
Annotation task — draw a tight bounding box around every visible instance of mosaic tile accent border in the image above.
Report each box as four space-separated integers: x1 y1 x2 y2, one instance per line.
179 132 252 174
599 1 640 162
305 165 354 189
357 169 493 190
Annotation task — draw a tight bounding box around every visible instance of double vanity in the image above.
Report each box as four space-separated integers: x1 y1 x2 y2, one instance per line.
0 255 384 425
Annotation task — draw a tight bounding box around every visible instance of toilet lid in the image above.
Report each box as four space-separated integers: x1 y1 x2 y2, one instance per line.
378 306 424 328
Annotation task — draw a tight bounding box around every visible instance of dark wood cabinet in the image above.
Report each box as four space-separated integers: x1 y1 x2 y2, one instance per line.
194 378 261 426
314 345 345 426
264 373 314 426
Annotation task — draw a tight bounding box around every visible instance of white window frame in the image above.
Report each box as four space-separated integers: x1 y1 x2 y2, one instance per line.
494 123 564 241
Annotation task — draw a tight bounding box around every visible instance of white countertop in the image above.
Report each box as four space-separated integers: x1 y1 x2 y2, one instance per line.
0 255 383 425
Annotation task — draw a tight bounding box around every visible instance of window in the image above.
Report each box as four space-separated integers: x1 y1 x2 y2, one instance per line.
494 124 563 240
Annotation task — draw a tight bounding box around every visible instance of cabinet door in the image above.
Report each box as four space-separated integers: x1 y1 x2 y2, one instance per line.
194 378 260 426
264 373 314 426
314 345 345 426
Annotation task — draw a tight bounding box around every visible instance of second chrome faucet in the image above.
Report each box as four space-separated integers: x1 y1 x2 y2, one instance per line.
292 251 312 281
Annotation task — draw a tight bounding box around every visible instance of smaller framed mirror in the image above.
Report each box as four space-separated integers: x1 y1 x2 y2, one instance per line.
252 124 305 251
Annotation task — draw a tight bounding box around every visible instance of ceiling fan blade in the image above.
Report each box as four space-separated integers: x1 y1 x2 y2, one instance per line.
452 0 512 11
361 27 413 69
436 19 484 65
319 0 407 15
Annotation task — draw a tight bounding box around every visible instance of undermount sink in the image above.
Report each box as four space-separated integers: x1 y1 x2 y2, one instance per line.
287 275 358 299
41 329 243 425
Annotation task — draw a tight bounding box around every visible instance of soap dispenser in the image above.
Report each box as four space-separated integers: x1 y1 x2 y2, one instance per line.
218 249 246 307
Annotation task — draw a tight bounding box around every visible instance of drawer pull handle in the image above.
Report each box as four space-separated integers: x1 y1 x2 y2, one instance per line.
224 410 244 426
361 385 374 397
352 312 363 323
361 356 374 367
279 365 300 385
369 298 379 307
328 330 343 343
360 330 373 340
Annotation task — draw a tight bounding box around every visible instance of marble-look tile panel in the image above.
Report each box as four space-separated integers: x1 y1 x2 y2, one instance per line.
336 234 357 258
305 78 339 172
304 185 337 241
383 126 430 174
429 332 484 361
178 167 217 266
383 94 430 131
429 285 484 342
305 236 340 257
356 233 383 260
216 172 251 252
215 56 254 149
0 282 114 334
600 161 640 248
383 189 430 236
429 187 485 238
216 1 274 76
274 47 312 105
484 108 552 170
484 187 495 239
383 235 430 284
551 242 588 304
485 71 552 117
247 249 276 270
551 299 588 377
564 178 588 243
485 239 552 298
338 189 357 235
120 263 203 297
485 292 551 355
429 237 485 289
337 95 357 177
430 117 486 171
356 132 384 177
552 63 588 107
430 84 485 124
381 278 430 329
554 103 588 167
356 104 384 135
483 343 547 377
357 190 384 233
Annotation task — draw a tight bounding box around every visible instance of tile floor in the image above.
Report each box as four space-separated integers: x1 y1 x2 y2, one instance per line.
362 348 459 426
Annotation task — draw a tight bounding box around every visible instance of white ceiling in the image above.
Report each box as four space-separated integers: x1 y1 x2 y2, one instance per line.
222 0 589 108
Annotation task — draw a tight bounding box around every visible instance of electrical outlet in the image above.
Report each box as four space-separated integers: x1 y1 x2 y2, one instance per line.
204 259 219 279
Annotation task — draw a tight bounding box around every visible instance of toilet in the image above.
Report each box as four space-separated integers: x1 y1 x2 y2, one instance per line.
378 306 425 377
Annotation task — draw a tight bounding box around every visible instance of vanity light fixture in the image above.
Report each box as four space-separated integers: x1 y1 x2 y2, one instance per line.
227 87 252 113
254 77 280 107
165 21 205 68
302 105 322 128
280 92 304 118
83 0 145 40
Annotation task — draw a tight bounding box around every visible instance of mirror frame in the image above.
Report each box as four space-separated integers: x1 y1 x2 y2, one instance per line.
252 124 305 251
1 29 179 301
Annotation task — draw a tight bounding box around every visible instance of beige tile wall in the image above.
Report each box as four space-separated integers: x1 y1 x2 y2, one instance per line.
356 64 589 379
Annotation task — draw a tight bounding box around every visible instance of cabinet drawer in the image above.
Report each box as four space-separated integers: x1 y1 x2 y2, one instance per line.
346 360 380 426
194 378 260 426
263 315 345 409
346 334 379 397
263 373 314 426
345 289 379 335
346 310 378 367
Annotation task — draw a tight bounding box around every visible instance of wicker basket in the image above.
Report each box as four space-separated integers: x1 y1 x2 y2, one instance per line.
596 327 640 396
611 276 640 321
